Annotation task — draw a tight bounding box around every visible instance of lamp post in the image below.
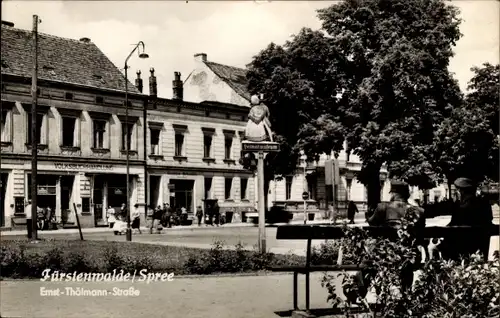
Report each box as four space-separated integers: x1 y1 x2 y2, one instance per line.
124 42 149 242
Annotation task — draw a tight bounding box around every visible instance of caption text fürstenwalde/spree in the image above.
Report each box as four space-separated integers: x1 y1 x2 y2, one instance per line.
39 269 175 297
40 269 175 283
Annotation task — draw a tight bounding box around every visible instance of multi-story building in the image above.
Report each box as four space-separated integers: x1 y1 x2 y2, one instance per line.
144 71 255 221
0 23 255 229
1 22 147 229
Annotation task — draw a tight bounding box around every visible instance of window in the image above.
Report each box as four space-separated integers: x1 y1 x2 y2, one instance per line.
240 178 248 200
150 129 161 155
61 117 76 147
173 124 188 159
307 175 317 201
204 177 212 199
225 178 233 200
223 130 235 161
1 109 11 142
203 135 212 158
175 133 184 157
27 113 45 144
225 137 233 159
285 176 293 200
93 119 106 149
121 122 134 151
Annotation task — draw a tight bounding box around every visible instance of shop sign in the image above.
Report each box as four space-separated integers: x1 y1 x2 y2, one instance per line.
53 163 113 172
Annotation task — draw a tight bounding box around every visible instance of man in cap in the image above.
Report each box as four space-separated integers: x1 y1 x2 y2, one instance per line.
366 180 425 292
443 177 493 260
368 180 425 229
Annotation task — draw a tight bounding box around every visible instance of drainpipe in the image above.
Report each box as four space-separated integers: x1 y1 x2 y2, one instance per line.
143 96 148 220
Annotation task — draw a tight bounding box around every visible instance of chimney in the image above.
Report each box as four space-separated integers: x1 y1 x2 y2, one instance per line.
194 53 207 63
79 37 91 43
172 72 183 100
135 70 143 93
149 68 157 98
1 21 14 27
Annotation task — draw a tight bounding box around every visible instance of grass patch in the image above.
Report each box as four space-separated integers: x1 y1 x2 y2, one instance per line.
0 239 305 278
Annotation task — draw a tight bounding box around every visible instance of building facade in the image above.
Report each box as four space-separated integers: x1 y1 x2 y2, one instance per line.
145 93 255 220
0 24 255 229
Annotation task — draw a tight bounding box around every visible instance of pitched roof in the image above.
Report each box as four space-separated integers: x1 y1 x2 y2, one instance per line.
1 25 140 94
204 61 251 102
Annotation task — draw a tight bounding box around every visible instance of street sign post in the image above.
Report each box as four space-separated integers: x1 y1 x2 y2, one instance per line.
242 141 279 253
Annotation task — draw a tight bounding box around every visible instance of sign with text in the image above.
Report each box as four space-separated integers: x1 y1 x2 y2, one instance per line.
53 163 113 172
241 142 280 152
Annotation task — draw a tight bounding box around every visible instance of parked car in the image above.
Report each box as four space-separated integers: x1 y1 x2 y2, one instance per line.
265 206 293 224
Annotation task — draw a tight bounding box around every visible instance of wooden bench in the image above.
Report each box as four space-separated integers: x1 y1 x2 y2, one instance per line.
270 224 499 313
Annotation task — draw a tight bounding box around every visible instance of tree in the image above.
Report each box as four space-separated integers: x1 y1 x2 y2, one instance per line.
466 63 499 136
431 63 500 187
247 0 463 209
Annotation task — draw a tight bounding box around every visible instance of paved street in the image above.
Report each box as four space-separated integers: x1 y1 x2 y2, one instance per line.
2 216 499 259
1 273 340 318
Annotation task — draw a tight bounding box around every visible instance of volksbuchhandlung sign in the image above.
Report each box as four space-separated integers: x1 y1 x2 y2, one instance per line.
241 142 280 152
53 163 113 171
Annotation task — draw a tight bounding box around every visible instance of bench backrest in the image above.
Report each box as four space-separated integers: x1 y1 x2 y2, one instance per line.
276 224 499 240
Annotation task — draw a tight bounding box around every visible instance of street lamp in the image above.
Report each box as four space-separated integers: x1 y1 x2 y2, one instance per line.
124 41 149 242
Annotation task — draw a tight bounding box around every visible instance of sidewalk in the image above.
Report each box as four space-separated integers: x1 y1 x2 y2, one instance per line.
0 222 256 236
0 218 344 237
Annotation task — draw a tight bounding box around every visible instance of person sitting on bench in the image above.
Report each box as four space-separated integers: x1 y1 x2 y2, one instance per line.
367 180 425 291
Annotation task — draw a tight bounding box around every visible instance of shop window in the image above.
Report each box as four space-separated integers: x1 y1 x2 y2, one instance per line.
93 119 107 149
225 178 233 200
240 178 248 200
27 113 46 144
203 135 212 158
27 174 57 199
285 176 293 200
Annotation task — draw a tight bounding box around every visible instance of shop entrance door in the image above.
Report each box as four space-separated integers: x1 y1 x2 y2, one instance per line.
0 174 7 227
93 176 106 226
169 180 194 213
149 176 161 208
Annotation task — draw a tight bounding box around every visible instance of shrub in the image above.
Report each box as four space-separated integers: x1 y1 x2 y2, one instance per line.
65 250 97 273
102 245 123 273
43 247 65 272
320 214 500 318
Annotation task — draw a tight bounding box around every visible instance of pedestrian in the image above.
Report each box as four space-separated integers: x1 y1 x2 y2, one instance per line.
213 200 220 227
25 199 32 239
153 205 163 234
131 204 142 234
442 177 493 260
181 206 188 225
347 201 358 224
329 203 337 225
120 203 127 221
107 206 116 229
196 206 203 226
166 203 173 228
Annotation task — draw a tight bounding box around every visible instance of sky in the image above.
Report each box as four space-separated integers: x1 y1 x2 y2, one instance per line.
2 0 499 98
